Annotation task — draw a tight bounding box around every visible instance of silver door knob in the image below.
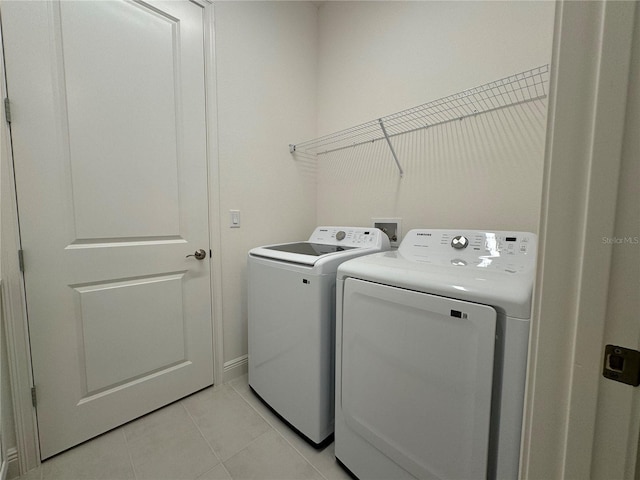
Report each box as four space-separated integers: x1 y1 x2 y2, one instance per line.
186 249 207 260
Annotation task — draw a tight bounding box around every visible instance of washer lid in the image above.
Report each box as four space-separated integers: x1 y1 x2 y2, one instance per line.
263 242 356 257
249 226 390 268
250 242 357 266
338 229 538 319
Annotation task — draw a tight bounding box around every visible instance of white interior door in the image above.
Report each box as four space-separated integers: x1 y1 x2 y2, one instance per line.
1 0 214 459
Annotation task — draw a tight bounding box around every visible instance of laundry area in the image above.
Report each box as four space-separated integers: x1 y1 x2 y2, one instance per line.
0 1 638 480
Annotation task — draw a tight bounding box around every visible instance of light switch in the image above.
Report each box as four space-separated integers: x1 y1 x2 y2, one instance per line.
230 210 240 228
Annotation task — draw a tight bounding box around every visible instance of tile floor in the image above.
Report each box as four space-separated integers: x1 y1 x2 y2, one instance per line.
18 375 351 480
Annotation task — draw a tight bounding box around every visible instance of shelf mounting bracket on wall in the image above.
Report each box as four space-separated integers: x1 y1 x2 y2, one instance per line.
378 118 403 177
289 64 550 178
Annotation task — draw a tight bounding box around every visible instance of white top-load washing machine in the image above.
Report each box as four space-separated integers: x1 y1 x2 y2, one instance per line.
248 226 390 446
335 229 537 480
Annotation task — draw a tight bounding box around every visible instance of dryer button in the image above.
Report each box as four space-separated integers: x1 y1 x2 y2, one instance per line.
451 235 469 249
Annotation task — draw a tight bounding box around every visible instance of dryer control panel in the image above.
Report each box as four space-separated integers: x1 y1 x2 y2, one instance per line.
399 229 537 273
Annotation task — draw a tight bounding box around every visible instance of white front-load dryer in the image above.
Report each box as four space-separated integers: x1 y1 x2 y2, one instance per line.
248 227 390 446
335 229 537 480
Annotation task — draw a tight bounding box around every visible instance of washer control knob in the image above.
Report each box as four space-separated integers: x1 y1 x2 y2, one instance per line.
336 231 346 241
451 235 469 250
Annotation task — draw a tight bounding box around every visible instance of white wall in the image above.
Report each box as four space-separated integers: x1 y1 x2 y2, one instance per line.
213 2 318 367
316 1 555 234
214 0 556 376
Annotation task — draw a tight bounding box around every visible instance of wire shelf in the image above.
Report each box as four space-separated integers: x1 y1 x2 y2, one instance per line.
290 64 550 173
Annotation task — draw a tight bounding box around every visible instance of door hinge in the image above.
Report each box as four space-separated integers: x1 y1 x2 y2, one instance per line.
31 386 37 407
4 98 11 124
18 249 24 272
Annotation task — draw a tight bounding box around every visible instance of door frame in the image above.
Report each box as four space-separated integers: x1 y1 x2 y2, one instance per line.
0 0 223 473
520 1 638 479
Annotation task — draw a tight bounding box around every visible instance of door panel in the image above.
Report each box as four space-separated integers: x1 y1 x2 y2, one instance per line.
62 0 182 240
74 273 187 394
341 278 497 480
2 0 213 459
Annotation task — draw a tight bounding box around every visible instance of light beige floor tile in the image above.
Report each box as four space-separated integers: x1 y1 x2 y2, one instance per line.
223 430 324 480
303 443 352 480
254 417 347 480
41 429 134 480
245 402 348 480
126 402 219 480
31 382 346 480
124 402 200 462
227 374 250 395
232 376 350 480
234 381 316 451
196 464 232 480
183 385 271 461
17 466 43 480
131 432 219 480
123 401 193 444
231 381 288 433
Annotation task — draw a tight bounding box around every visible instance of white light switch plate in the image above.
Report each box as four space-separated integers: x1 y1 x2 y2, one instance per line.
230 210 240 228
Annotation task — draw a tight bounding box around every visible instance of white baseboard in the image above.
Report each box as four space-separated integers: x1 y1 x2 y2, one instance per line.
6 448 19 480
222 354 248 383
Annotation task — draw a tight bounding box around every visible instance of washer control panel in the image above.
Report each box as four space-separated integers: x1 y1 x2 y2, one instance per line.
308 226 389 248
399 229 537 273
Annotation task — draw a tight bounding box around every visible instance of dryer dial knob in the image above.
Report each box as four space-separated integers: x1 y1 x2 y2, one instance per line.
336 231 346 241
451 235 469 249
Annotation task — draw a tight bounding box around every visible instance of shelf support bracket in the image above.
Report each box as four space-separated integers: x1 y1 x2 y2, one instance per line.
378 119 404 177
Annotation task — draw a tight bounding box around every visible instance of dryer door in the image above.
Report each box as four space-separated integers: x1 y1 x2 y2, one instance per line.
341 278 497 480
